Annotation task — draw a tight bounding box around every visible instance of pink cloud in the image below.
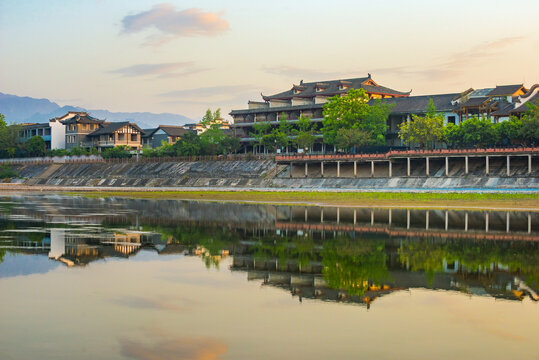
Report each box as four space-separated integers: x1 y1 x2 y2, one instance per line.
121 3 229 45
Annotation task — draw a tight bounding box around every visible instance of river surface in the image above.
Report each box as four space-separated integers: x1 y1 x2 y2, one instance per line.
0 195 537 360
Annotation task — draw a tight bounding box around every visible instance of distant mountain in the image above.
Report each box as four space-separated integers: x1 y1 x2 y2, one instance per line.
0 92 192 129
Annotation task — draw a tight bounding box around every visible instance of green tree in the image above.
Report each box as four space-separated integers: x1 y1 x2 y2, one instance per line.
200 123 227 154
322 88 370 145
250 121 271 151
220 135 241 154
173 131 202 156
276 112 292 151
200 108 221 127
459 116 499 148
322 88 391 147
0 123 22 158
444 122 461 148
25 136 46 157
399 99 445 149
496 117 522 146
518 100 539 145
335 128 372 151
292 115 316 151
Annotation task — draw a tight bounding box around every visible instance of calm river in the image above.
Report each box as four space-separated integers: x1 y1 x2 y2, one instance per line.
0 195 537 359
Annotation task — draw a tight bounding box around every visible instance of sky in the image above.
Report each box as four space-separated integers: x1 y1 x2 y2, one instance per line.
1 0 538 120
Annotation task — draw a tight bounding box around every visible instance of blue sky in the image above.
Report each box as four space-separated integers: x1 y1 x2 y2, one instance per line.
1 0 538 119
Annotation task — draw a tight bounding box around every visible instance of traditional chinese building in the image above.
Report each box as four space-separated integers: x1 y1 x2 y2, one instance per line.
490 84 539 122
230 74 410 152
455 84 529 123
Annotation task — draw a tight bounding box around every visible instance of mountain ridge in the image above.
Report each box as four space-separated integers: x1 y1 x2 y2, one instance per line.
0 92 192 129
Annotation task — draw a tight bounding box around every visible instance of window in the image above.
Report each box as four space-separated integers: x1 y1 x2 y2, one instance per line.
118 133 125 141
447 116 456 124
131 134 137 141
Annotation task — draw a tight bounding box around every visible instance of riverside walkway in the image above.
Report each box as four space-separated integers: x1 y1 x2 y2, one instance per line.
275 147 539 177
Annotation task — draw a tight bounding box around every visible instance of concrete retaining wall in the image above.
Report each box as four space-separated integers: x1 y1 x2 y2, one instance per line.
9 160 538 189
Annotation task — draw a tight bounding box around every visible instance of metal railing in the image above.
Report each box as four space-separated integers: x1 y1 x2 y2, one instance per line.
275 147 539 162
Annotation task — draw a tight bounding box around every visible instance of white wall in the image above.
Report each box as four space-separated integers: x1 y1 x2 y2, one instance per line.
49 120 66 149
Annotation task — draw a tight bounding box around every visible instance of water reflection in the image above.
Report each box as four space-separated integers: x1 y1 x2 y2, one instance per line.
1 195 537 308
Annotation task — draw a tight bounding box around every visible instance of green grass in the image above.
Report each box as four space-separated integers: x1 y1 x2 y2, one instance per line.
63 190 539 210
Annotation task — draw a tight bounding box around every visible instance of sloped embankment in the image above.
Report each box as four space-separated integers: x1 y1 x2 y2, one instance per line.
15 160 281 187
9 160 538 189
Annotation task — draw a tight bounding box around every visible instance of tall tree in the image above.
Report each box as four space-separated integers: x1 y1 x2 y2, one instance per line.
25 136 46 157
335 128 372 151
398 99 445 149
322 88 391 147
458 116 499 148
0 114 22 158
518 100 539 145
292 115 316 151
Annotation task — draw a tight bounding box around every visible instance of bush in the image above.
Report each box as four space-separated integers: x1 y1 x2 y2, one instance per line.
101 146 132 159
0 164 18 179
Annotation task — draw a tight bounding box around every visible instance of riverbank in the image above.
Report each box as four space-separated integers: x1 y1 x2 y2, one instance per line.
1 184 538 210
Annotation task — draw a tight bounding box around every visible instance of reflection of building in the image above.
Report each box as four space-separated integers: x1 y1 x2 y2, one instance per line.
3 197 538 303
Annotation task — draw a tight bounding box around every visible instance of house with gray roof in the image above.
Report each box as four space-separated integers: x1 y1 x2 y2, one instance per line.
86 121 143 151
141 125 190 148
60 112 106 150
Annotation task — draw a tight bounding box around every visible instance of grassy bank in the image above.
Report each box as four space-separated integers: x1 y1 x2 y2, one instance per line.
65 190 539 210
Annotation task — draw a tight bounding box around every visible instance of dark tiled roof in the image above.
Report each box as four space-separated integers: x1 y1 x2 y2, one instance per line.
490 103 515 116
511 94 539 114
460 96 490 107
520 84 539 99
88 122 141 136
61 114 105 125
158 126 189 137
488 84 525 96
375 93 460 114
262 75 410 100
141 128 158 138
22 122 50 129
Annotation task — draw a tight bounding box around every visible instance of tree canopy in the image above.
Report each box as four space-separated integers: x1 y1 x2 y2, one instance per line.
322 88 392 146
398 99 445 149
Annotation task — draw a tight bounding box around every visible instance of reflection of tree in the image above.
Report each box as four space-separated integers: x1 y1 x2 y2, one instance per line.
399 240 539 288
134 224 240 269
0 248 5 264
253 235 318 271
322 238 389 296
398 241 446 286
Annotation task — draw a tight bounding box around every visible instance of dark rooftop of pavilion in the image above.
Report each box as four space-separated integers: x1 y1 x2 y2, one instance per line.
261 74 411 101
